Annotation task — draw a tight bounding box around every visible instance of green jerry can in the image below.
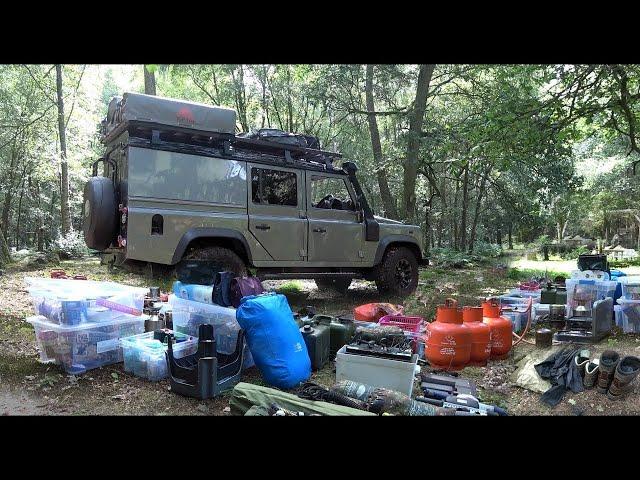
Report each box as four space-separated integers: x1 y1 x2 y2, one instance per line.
317 315 357 358
300 323 331 370
541 283 568 305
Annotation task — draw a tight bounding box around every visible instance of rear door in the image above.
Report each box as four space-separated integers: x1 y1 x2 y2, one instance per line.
306 173 364 264
247 164 307 261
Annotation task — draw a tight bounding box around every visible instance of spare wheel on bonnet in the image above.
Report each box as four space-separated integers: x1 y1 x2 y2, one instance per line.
83 176 118 250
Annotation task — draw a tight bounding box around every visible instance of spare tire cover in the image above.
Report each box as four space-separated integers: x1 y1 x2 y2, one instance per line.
83 176 117 250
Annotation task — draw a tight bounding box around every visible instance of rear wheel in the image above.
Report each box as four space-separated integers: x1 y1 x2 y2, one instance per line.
314 277 352 295
374 246 419 297
183 246 248 277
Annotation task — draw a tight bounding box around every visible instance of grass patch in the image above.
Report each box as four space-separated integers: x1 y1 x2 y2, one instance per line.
507 267 567 282
276 280 305 294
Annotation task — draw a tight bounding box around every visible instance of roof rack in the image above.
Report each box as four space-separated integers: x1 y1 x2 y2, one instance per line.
232 136 342 171
110 121 344 173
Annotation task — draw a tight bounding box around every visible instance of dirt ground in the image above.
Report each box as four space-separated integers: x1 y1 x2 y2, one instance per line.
1 253 639 416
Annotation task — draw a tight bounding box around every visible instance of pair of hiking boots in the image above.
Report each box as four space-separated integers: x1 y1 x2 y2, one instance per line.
575 350 640 400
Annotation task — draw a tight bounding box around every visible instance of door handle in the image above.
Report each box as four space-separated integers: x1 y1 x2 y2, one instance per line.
313 227 327 234
255 224 271 231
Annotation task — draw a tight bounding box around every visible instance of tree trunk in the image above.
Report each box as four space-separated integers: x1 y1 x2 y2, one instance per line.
56 65 72 236
0 230 10 266
496 227 502 246
15 169 26 250
453 175 460 249
49 187 57 246
403 64 435 224
459 162 469 251
468 164 491 253
36 182 44 252
144 65 157 95
365 65 398 220
286 66 293 132
508 222 514 249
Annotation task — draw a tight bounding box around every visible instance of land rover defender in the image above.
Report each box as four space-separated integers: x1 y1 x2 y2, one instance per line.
83 93 426 296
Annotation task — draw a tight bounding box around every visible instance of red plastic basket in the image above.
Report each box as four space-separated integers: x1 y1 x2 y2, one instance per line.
378 315 424 334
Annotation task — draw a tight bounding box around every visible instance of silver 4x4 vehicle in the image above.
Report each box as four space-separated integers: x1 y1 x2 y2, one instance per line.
83 93 427 296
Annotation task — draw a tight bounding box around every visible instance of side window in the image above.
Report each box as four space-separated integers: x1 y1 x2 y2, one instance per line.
310 176 355 211
251 168 298 206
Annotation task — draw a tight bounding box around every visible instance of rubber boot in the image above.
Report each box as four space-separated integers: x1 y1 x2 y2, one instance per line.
597 350 620 394
574 349 590 379
583 359 600 389
607 356 640 400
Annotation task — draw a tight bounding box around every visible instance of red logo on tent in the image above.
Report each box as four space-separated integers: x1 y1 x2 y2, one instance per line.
176 107 195 126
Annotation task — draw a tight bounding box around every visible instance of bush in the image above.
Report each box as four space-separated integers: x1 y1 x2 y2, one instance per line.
52 230 89 260
472 241 503 258
558 245 589 260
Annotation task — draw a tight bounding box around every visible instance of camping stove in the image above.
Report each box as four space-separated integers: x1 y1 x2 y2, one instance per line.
554 298 613 344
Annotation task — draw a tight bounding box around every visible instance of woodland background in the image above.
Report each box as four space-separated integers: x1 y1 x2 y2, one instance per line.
1 64 639 265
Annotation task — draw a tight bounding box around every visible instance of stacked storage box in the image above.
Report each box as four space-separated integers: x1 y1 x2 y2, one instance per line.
28 315 144 374
618 276 640 300
121 331 198 381
565 278 617 317
501 310 529 333
615 299 640 333
26 278 148 374
169 295 254 368
508 288 541 303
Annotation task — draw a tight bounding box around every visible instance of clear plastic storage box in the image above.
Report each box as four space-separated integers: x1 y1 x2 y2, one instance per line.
615 299 640 333
169 295 241 355
508 288 542 299
120 331 198 381
26 277 146 325
565 278 617 316
169 295 255 369
27 314 145 374
499 295 534 307
618 277 640 300
501 309 529 333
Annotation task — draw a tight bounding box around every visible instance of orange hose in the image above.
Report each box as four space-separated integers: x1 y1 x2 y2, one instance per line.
511 297 533 346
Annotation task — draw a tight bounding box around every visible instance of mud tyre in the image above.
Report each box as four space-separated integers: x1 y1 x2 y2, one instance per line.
374 246 419 297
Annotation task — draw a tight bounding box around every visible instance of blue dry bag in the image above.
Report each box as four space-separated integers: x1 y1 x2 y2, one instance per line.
236 293 311 389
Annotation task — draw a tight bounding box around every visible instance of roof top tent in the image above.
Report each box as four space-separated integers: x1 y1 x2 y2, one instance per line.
99 92 343 174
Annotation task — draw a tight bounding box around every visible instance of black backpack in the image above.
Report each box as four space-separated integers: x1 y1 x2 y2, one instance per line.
212 271 234 307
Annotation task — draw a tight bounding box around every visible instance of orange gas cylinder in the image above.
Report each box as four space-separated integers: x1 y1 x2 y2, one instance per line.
424 299 472 371
353 303 404 322
482 298 513 360
462 306 492 367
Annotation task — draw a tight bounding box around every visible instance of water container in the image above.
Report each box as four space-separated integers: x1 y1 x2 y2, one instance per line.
316 315 355 358
300 323 331 370
172 281 214 304
482 298 513 360
424 299 472 371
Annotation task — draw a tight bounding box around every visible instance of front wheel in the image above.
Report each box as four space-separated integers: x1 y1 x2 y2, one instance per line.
374 247 419 297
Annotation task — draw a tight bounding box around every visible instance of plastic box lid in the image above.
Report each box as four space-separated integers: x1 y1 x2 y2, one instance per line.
27 313 144 332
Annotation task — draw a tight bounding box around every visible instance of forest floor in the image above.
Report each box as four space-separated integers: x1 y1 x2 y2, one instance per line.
1 252 640 416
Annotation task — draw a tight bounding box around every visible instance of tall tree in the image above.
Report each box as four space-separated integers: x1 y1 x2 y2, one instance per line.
144 64 157 95
403 64 435 223
55 64 71 236
365 65 398 219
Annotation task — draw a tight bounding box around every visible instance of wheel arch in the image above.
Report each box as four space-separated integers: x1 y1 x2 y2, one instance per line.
170 228 253 265
373 235 423 266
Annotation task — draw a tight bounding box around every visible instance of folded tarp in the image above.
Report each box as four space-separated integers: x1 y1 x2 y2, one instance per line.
229 382 375 416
